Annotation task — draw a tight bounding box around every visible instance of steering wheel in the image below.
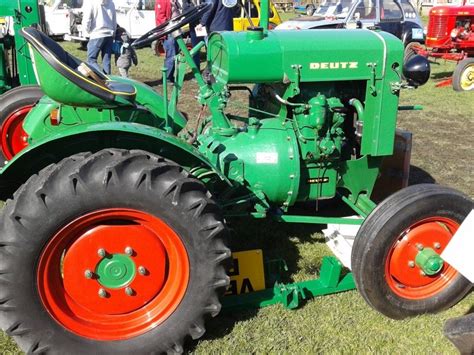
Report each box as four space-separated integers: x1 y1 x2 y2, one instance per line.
132 3 211 49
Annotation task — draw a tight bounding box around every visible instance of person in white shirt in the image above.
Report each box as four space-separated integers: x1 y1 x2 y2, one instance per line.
82 0 117 74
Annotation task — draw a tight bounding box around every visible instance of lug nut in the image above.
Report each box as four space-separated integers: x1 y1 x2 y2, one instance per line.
416 243 424 251
98 288 107 298
125 287 134 296
434 242 441 250
84 269 94 279
138 266 147 275
98 248 106 258
408 261 415 268
420 271 426 276
125 247 134 256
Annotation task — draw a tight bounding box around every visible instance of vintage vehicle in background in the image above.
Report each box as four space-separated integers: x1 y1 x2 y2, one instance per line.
409 2 474 91
42 0 83 39
66 0 157 43
277 0 425 56
233 0 283 30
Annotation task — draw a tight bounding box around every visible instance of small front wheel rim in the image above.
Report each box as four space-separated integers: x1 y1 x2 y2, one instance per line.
385 216 460 300
37 208 190 341
460 63 474 91
0 105 32 160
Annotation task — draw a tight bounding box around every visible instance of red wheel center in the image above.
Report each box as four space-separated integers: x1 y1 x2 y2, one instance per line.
0 105 32 160
385 217 459 299
37 209 190 340
63 225 167 315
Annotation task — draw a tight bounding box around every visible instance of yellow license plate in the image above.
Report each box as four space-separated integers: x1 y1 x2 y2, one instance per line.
226 249 265 295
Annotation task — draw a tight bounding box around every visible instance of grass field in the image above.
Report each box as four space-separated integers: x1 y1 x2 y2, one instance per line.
1 20 473 353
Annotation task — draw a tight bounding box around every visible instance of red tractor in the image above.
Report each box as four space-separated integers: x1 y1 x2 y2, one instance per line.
409 2 474 91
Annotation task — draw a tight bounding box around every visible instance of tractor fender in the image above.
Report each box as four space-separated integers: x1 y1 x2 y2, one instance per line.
0 122 231 199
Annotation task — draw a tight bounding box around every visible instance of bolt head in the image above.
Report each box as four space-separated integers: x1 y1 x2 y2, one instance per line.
416 243 424 251
138 266 147 275
98 288 107 298
408 261 415 268
125 247 134 256
125 287 134 296
434 242 441 249
98 248 106 258
84 270 94 279
420 271 426 276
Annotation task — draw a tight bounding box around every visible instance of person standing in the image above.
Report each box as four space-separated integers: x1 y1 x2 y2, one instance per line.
155 0 180 82
82 0 117 75
196 0 234 34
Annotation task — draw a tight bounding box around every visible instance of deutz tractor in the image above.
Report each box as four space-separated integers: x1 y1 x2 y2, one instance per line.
0 1 472 353
0 1 44 163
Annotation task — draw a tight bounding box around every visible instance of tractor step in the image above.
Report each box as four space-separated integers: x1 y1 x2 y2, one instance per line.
222 256 355 310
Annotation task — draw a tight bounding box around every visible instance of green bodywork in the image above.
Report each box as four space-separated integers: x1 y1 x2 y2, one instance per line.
0 0 40 93
0 2 410 307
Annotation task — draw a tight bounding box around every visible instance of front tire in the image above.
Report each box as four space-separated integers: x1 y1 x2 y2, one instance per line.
351 184 472 319
0 85 43 163
0 149 230 353
452 58 474 91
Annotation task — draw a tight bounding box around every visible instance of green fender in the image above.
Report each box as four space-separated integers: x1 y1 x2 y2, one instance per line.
0 122 231 198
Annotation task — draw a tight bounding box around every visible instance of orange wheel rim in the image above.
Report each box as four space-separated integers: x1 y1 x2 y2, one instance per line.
385 216 459 300
37 209 190 340
0 105 32 160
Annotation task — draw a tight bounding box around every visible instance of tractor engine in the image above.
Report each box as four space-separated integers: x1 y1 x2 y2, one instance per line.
202 28 406 211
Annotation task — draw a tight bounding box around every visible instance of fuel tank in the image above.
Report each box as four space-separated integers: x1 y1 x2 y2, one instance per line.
207 28 403 85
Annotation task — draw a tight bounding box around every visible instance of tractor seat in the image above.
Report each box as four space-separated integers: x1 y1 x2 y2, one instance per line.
21 27 136 105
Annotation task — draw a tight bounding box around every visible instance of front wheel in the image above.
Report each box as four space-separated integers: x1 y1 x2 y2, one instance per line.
0 85 43 163
452 58 474 91
351 184 472 319
0 149 230 353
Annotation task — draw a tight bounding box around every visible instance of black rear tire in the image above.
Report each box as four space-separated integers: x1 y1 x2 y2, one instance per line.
0 149 230 353
351 184 472 319
452 58 474 92
0 85 43 163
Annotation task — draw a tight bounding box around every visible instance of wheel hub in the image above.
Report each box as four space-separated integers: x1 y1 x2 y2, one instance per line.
62 224 168 315
386 216 459 299
96 253 137 289
415 247 444 276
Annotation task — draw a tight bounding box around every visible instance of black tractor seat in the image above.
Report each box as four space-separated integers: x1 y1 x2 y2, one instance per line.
21 27 136 104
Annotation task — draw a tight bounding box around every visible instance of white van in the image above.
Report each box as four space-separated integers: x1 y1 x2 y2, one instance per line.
65 0 157 43
42 0 83 39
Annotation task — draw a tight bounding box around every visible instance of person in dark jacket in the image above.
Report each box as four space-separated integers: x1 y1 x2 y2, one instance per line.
197 0 234 33
182 0 203 68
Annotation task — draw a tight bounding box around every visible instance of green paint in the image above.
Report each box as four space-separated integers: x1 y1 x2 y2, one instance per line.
96 254 136 289
222 257 355 310
415 248 444 276
0 0 40 93
2 15 407 225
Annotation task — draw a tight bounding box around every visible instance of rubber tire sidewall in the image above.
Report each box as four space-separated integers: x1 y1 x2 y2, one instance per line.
452 58 474 92
0 149 229 354
0 85 43 163
351 184 473 319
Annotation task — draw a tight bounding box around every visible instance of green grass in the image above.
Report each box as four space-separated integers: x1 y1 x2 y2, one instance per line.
0 29 473 353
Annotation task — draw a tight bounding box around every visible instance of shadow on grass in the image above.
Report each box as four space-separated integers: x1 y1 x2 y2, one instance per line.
431 71 454 80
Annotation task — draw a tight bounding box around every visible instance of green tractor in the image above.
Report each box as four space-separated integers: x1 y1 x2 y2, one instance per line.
0 2 472 353
0 0 44 163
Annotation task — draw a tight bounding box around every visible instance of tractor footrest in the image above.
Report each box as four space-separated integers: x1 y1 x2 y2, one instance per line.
222 256 355 310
